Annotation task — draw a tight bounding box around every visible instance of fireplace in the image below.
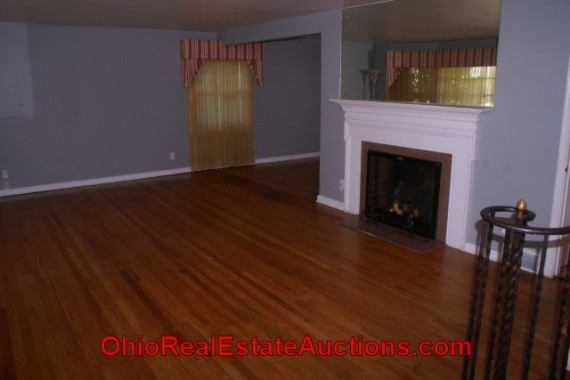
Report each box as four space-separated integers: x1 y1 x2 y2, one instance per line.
361 142 451 241
330 100 487 250
365 150 440 238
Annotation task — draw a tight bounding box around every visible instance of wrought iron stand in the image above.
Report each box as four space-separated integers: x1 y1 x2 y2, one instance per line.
463 201 570 379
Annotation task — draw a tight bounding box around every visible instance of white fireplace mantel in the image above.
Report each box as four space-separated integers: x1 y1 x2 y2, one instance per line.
332 99 490 250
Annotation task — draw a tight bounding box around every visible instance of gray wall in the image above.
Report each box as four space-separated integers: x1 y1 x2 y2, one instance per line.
0 23 324 191
221 10 345 202
0 23 35 118
255 38 321 159
0 24 214 188
467 0 570 241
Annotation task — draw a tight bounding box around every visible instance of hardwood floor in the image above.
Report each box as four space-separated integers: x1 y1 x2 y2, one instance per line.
0 158 565 379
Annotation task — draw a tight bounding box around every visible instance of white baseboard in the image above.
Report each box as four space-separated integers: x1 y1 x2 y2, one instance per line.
316 195 345 211
255 152 319 165
0 167 192 198
464 242 541 275
464 243 482 256
0 155 320 199
464 243 501 262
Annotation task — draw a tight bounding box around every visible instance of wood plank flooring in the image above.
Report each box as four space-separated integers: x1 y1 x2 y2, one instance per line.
0 158 565 379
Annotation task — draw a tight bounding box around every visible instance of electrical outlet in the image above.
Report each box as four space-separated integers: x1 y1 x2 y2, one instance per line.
1 169 7 179
170 152 176 160
3 181 10 190
339 179 345 192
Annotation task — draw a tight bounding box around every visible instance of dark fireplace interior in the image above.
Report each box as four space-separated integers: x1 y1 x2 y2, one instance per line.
363 150 443 239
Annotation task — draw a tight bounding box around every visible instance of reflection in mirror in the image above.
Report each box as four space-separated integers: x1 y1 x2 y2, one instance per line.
341 0 501 107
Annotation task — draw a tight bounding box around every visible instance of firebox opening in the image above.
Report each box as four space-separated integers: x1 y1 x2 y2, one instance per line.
363 150 443 240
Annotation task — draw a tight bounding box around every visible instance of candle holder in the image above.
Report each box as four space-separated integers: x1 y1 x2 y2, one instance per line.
368 70 381 100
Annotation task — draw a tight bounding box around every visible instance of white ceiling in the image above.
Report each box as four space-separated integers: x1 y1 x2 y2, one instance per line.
0 0 500 43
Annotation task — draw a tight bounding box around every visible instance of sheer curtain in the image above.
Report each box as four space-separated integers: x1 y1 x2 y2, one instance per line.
187 60 254 171
387 66 496 107
385 47 497 107
434 66 496 107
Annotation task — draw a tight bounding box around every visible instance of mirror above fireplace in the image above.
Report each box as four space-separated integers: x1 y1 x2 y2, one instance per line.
341 0 501 106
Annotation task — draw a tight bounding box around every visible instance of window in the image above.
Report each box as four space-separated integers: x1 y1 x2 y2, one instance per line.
187 60 254 171
388 66 496 107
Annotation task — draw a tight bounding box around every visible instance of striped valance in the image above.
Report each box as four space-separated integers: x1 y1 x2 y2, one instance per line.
180 39 264 88
385 47 497 88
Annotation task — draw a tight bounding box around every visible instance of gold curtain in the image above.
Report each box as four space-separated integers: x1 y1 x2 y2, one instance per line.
387 68 433 104
187 60 254 171
387 66 496 107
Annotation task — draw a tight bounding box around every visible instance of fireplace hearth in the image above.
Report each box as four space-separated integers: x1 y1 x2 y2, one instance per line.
364 150 442 239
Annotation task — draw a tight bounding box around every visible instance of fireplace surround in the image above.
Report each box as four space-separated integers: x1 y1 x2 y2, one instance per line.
362 142 451 242
332 100 488 250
